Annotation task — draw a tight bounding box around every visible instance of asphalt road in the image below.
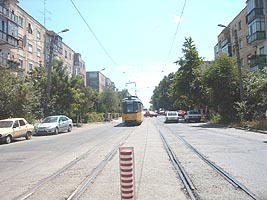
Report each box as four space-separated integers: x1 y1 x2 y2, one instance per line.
0 117 266 199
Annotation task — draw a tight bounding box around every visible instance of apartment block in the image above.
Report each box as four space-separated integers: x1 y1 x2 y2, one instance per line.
73 53 86 85
1 0 115 90
246 0 267 70
0 0 86 79
216 0 267 71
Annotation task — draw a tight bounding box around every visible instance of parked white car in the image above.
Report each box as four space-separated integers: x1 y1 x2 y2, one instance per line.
35 115 73 135
184 110 202 122
0 118 34 144
164 111 179 123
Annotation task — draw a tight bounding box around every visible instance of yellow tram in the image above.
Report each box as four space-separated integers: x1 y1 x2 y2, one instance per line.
122 96 143 126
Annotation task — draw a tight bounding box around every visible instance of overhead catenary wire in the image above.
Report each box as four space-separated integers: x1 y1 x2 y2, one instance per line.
165 0 187 67
70 0 116 65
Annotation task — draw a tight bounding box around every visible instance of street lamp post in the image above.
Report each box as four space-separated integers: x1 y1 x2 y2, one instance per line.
218 24 244 101
46 29 69 97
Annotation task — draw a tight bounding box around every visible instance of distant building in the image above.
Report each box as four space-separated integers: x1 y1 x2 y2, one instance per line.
73 53 86 85
86 71 116 93
86 71 106 93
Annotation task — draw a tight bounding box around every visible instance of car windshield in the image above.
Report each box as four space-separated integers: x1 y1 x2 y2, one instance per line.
0 121 13 128
167 112 177 116
42 117 58 123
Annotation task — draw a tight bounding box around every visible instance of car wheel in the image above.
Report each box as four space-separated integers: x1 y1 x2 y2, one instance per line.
5 135 12 144
25 132 32 140
67 125 72 132
54 127 59 135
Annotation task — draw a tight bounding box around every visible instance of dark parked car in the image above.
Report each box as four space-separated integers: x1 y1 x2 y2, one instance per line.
35 115 73 135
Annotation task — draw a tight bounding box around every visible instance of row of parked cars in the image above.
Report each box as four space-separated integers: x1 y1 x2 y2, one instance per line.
165 110 202 123
0 115 73 144
143 109 202 123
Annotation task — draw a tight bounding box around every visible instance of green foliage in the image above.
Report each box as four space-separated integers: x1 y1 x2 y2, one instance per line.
0 69 41 122
243 67 267 120
209 113 224 124
86 112 104 122
152 37 206 111
0 59 123 123
151 73 175 110
203 54 240 120
97 87 120 113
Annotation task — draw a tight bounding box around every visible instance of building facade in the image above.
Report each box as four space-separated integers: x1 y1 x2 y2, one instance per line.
216 0 267 71
1 0 114 90
73 53 86 85
0 0 85 79
246 0 267 70
86 71 107 93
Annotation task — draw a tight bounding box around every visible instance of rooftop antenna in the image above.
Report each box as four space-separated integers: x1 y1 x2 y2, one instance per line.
43 0 46 27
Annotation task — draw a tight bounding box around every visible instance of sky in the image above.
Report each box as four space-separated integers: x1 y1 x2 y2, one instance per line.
18 0 246 109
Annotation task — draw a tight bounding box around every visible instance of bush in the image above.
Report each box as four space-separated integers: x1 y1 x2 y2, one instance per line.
209 113 224 124
87 112 104 123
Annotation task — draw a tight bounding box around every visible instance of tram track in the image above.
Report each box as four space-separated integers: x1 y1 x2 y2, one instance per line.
15 127 135 200
159 124 261 200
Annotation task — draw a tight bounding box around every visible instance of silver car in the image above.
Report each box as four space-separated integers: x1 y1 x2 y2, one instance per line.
35 115 73 135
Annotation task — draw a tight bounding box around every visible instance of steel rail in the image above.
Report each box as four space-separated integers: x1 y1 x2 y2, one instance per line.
66 133 131 200
172 129 261 200
15 129 128 200
159 129 196 200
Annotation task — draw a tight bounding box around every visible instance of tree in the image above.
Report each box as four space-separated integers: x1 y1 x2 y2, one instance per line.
243 67 267 120
203 54 239 120
26 66 47 119
151 73 175 110
0 69 41 122
173 37 205 110
97 87 120 113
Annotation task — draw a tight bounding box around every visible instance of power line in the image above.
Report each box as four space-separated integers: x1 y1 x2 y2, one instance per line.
166 0 187 65
70 0 116 65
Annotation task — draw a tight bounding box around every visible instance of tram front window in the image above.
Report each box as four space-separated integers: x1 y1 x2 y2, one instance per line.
123 103 138 113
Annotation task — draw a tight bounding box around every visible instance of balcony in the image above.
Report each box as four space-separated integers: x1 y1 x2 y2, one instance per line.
248 54 267 70
0 5 19 23
246 8 264 24
247 31 266 44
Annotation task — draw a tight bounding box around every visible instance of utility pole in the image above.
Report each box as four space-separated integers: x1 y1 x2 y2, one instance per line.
233 29 244 101
218 24 244 101
46 33 54 98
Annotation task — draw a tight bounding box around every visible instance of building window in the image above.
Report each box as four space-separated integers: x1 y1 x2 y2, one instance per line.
28 23 33 34
259 46 264 54
19 59 23 69
28 43 33 52
238 21 242 30
37 30 41 39
37 48 41 57
28 62 33 72
69 53 71 60
239 39 243 49
241 58 244 67
65 50 67 58
18 16 23 27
